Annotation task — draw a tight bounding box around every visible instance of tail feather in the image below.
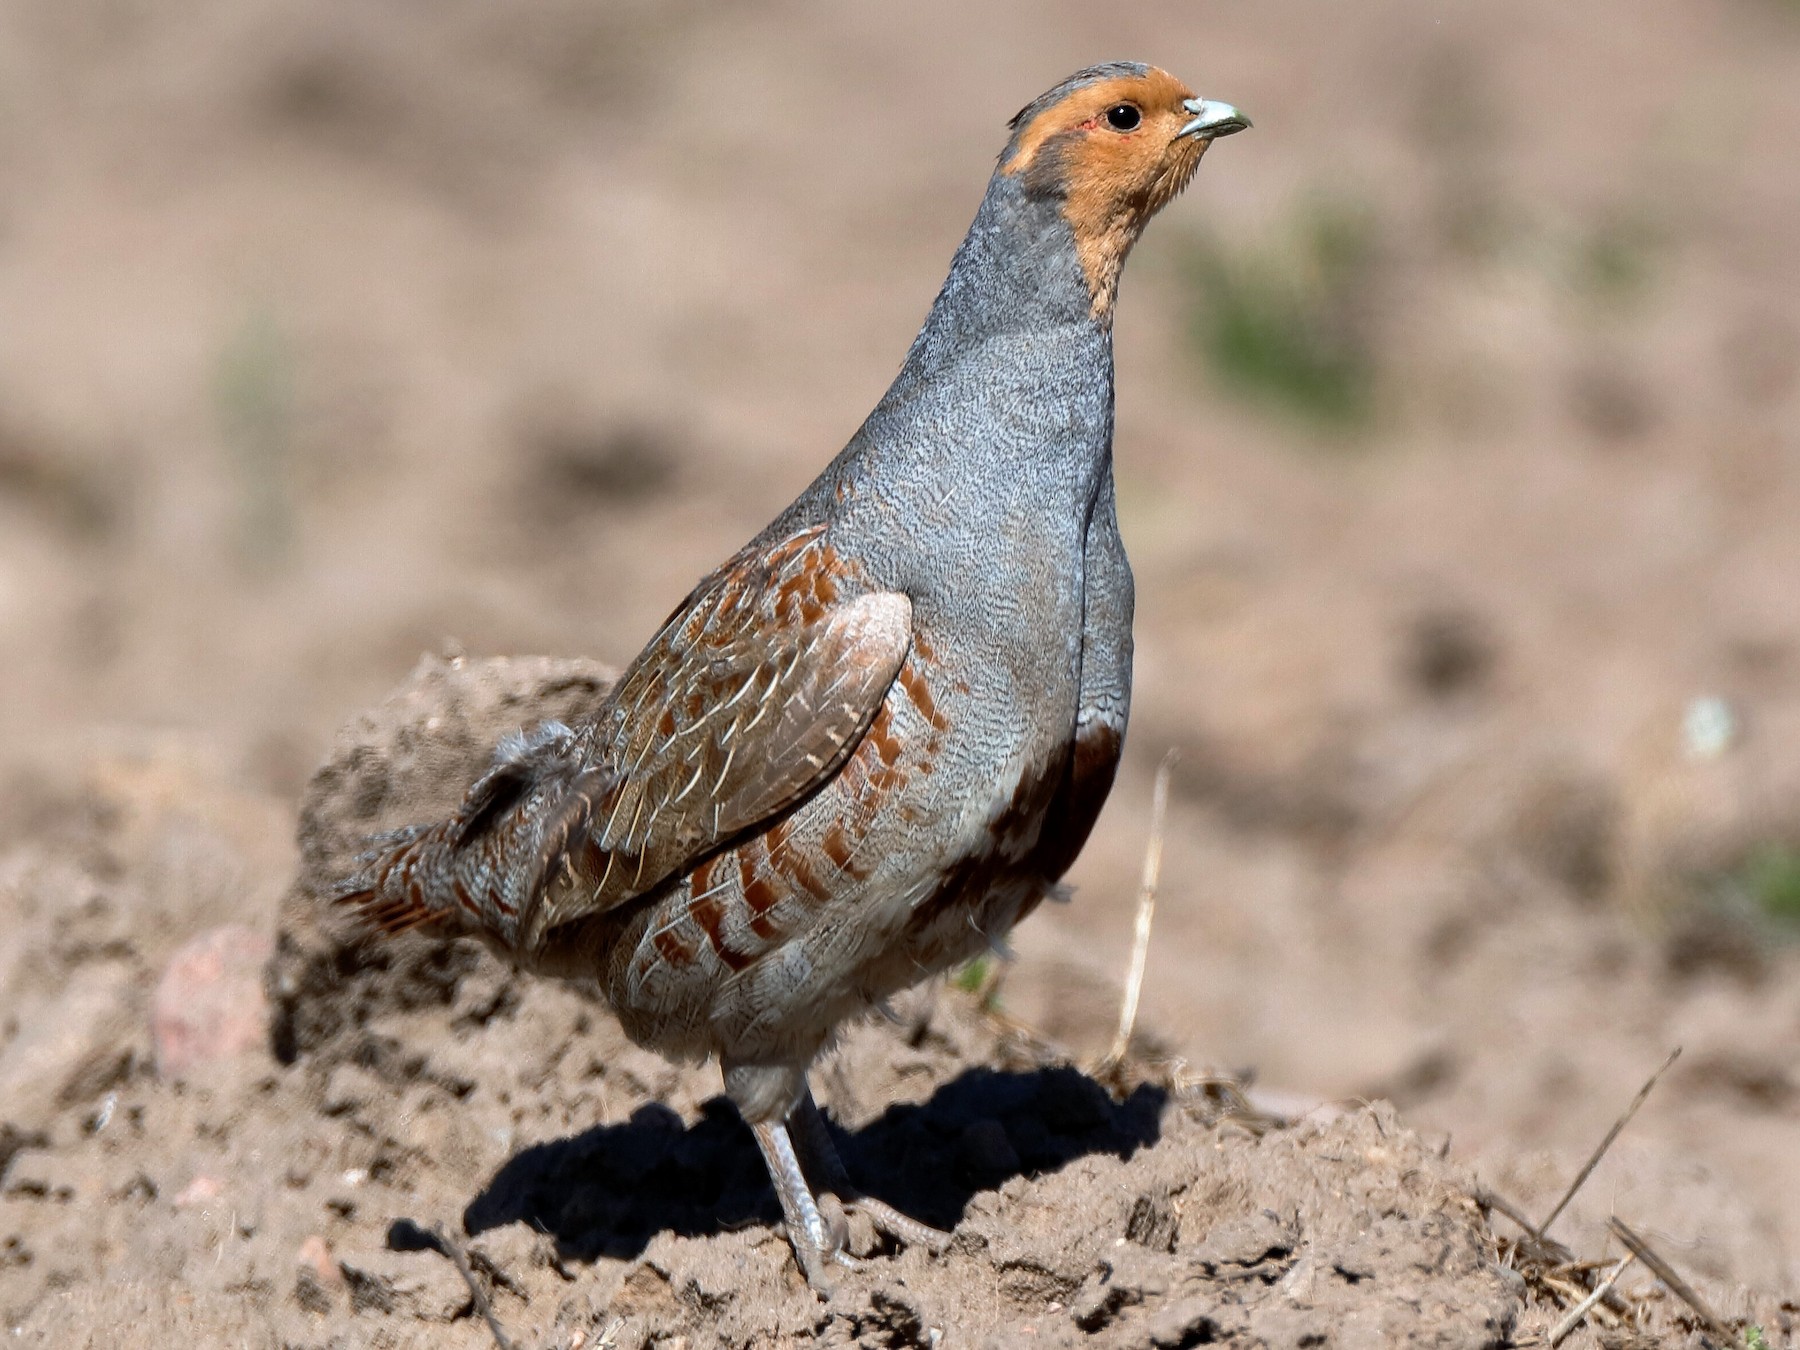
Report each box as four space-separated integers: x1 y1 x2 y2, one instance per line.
331 823 461 936
331 720 612 954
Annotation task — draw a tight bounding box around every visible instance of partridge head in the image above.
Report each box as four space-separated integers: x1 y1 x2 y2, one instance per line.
1001 65 1249 318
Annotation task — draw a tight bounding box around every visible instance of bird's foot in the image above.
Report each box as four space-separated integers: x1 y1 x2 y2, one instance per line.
788 1225 846 1294
791 1088 955 1257
749 1085 956 1294
842 1196 954 1255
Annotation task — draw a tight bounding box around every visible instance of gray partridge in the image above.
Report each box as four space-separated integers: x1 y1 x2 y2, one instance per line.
334 62 1248 1291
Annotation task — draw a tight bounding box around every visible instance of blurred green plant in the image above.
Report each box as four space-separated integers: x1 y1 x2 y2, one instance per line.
950 953 1006 1012
1733 843 1800 927
1180 200 1382 434
1744 1326 1770 1350
951 954 991 995
1570 209 1662 311
214 304 296 571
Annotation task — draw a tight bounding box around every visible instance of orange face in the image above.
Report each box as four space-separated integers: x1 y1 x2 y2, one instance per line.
1002 67 1229 318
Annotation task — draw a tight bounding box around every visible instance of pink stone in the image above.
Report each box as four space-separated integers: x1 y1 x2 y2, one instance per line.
151 924 274 1079
297 1234 341 1285
172 1173 224 1209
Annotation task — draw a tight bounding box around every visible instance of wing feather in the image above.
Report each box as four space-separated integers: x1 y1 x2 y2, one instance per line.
522 527 912 941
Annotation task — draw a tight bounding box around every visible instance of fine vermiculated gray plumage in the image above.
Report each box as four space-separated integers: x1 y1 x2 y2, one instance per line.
333 61 1247 1290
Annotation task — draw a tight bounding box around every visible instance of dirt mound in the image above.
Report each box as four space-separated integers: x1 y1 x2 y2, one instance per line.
2 653 1530 1347
259 652 1525 1347
5 1002 1516 1350
269 651 614 1068
18 647 1800 1348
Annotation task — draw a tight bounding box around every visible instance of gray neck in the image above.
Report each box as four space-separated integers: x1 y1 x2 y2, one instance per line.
777 173 1116 561
890 172 1099 381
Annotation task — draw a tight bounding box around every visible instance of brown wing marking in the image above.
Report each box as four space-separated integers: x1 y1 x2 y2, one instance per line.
523 528 912 944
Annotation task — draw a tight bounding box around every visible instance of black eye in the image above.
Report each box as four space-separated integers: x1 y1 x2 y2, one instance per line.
1105 104 1141 131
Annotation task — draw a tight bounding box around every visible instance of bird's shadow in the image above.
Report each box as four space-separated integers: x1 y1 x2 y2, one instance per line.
462 1065 1166 1262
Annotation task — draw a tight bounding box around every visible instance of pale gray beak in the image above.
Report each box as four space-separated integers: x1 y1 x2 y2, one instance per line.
1179 97 1251 140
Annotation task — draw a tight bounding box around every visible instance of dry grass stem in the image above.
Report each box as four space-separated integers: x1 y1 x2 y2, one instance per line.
1478 1188 1571 1258
1533 1046 1681 1241
1101 748 1178 1071
1476 1188 1637 1325
1548 1251 1636 1346
1607 1216 1731 1344
432 1222 516 1350
1474 1052 1695 1341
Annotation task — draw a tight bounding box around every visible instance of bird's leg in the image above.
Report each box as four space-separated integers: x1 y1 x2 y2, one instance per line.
727 1058 854 1292
791 1086 954 1254
750 1118 853 1293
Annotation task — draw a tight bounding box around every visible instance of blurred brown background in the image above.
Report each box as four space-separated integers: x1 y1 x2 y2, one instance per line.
2 0 1798 1308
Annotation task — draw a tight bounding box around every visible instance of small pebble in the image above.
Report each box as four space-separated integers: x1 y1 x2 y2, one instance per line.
297 1234 341 1286
151 925 274 1079
172 1174 223 1209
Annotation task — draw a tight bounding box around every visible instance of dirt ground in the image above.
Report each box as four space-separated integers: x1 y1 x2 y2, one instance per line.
2 0 1799 1345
